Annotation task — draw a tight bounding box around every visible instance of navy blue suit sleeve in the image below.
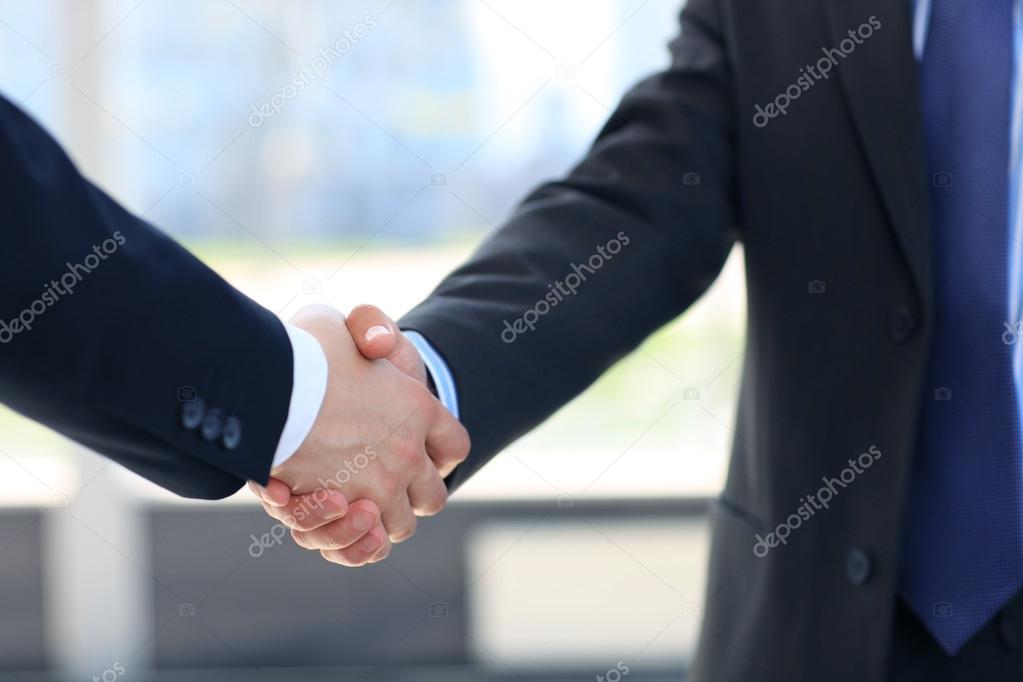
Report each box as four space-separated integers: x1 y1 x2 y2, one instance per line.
0 94 292 499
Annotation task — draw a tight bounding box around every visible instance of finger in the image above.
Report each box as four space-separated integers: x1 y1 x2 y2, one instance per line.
346 304 399 360
381 494 418 543
247 480 290 507
262 478 293 507
347 304 427 383
291 499 381 549
248 480 267 501
369 533 392 562
320 527 391 567
260 490 348 531
408 467 448 517
425 402 471 478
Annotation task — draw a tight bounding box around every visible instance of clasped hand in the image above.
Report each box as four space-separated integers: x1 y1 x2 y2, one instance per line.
249 304 467 566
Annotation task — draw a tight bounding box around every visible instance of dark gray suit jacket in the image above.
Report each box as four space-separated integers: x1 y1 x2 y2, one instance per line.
402 0 930 679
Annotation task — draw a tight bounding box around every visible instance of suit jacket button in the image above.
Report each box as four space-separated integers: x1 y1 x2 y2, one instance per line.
181 396 206 430
201 409 224 442
888 307 917 343
845 548 872 586
222 417 242 451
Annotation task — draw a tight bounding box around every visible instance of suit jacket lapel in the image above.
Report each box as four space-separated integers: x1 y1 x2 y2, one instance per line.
823 0 932 310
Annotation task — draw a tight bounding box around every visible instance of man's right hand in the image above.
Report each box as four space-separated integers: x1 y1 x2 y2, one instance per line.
264 305 468 556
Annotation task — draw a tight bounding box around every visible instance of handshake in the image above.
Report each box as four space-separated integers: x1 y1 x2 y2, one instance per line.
248 304 469 567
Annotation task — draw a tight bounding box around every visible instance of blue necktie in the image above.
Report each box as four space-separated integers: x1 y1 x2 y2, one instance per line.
898 0 1021 655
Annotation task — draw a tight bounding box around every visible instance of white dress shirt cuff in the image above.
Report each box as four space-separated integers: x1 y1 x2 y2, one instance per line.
404 330 460 420
271 323 329 469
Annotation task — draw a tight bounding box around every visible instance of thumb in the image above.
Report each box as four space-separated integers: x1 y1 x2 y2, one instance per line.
346 304 427 385
248 478 292 507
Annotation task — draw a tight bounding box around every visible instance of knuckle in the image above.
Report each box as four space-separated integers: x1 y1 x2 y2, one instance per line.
291 529 312 550
349 303 382 322
319 527 346 551
323 548 363 567
395 439 423 464
320 549 348 566
390 516 417 543
379 472 404 500
345 548 373 566
290 511 317 532
457 429 471 462
416 490 447 517
415 501 443 517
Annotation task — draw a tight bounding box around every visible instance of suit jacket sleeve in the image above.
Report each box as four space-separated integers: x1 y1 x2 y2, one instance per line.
400 0 737 490
0 94 292 500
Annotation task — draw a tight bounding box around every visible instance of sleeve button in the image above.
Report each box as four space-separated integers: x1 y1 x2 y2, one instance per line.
181 396 206 430
845 547 872 586
221 417 242 451
201 409 225 442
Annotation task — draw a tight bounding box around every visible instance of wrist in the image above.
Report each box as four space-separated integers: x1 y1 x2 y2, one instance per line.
270 323 329 470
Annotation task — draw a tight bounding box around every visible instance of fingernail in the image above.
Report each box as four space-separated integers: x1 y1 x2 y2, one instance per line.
359 532 383 552
365 325 392 342
352 510 374 532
